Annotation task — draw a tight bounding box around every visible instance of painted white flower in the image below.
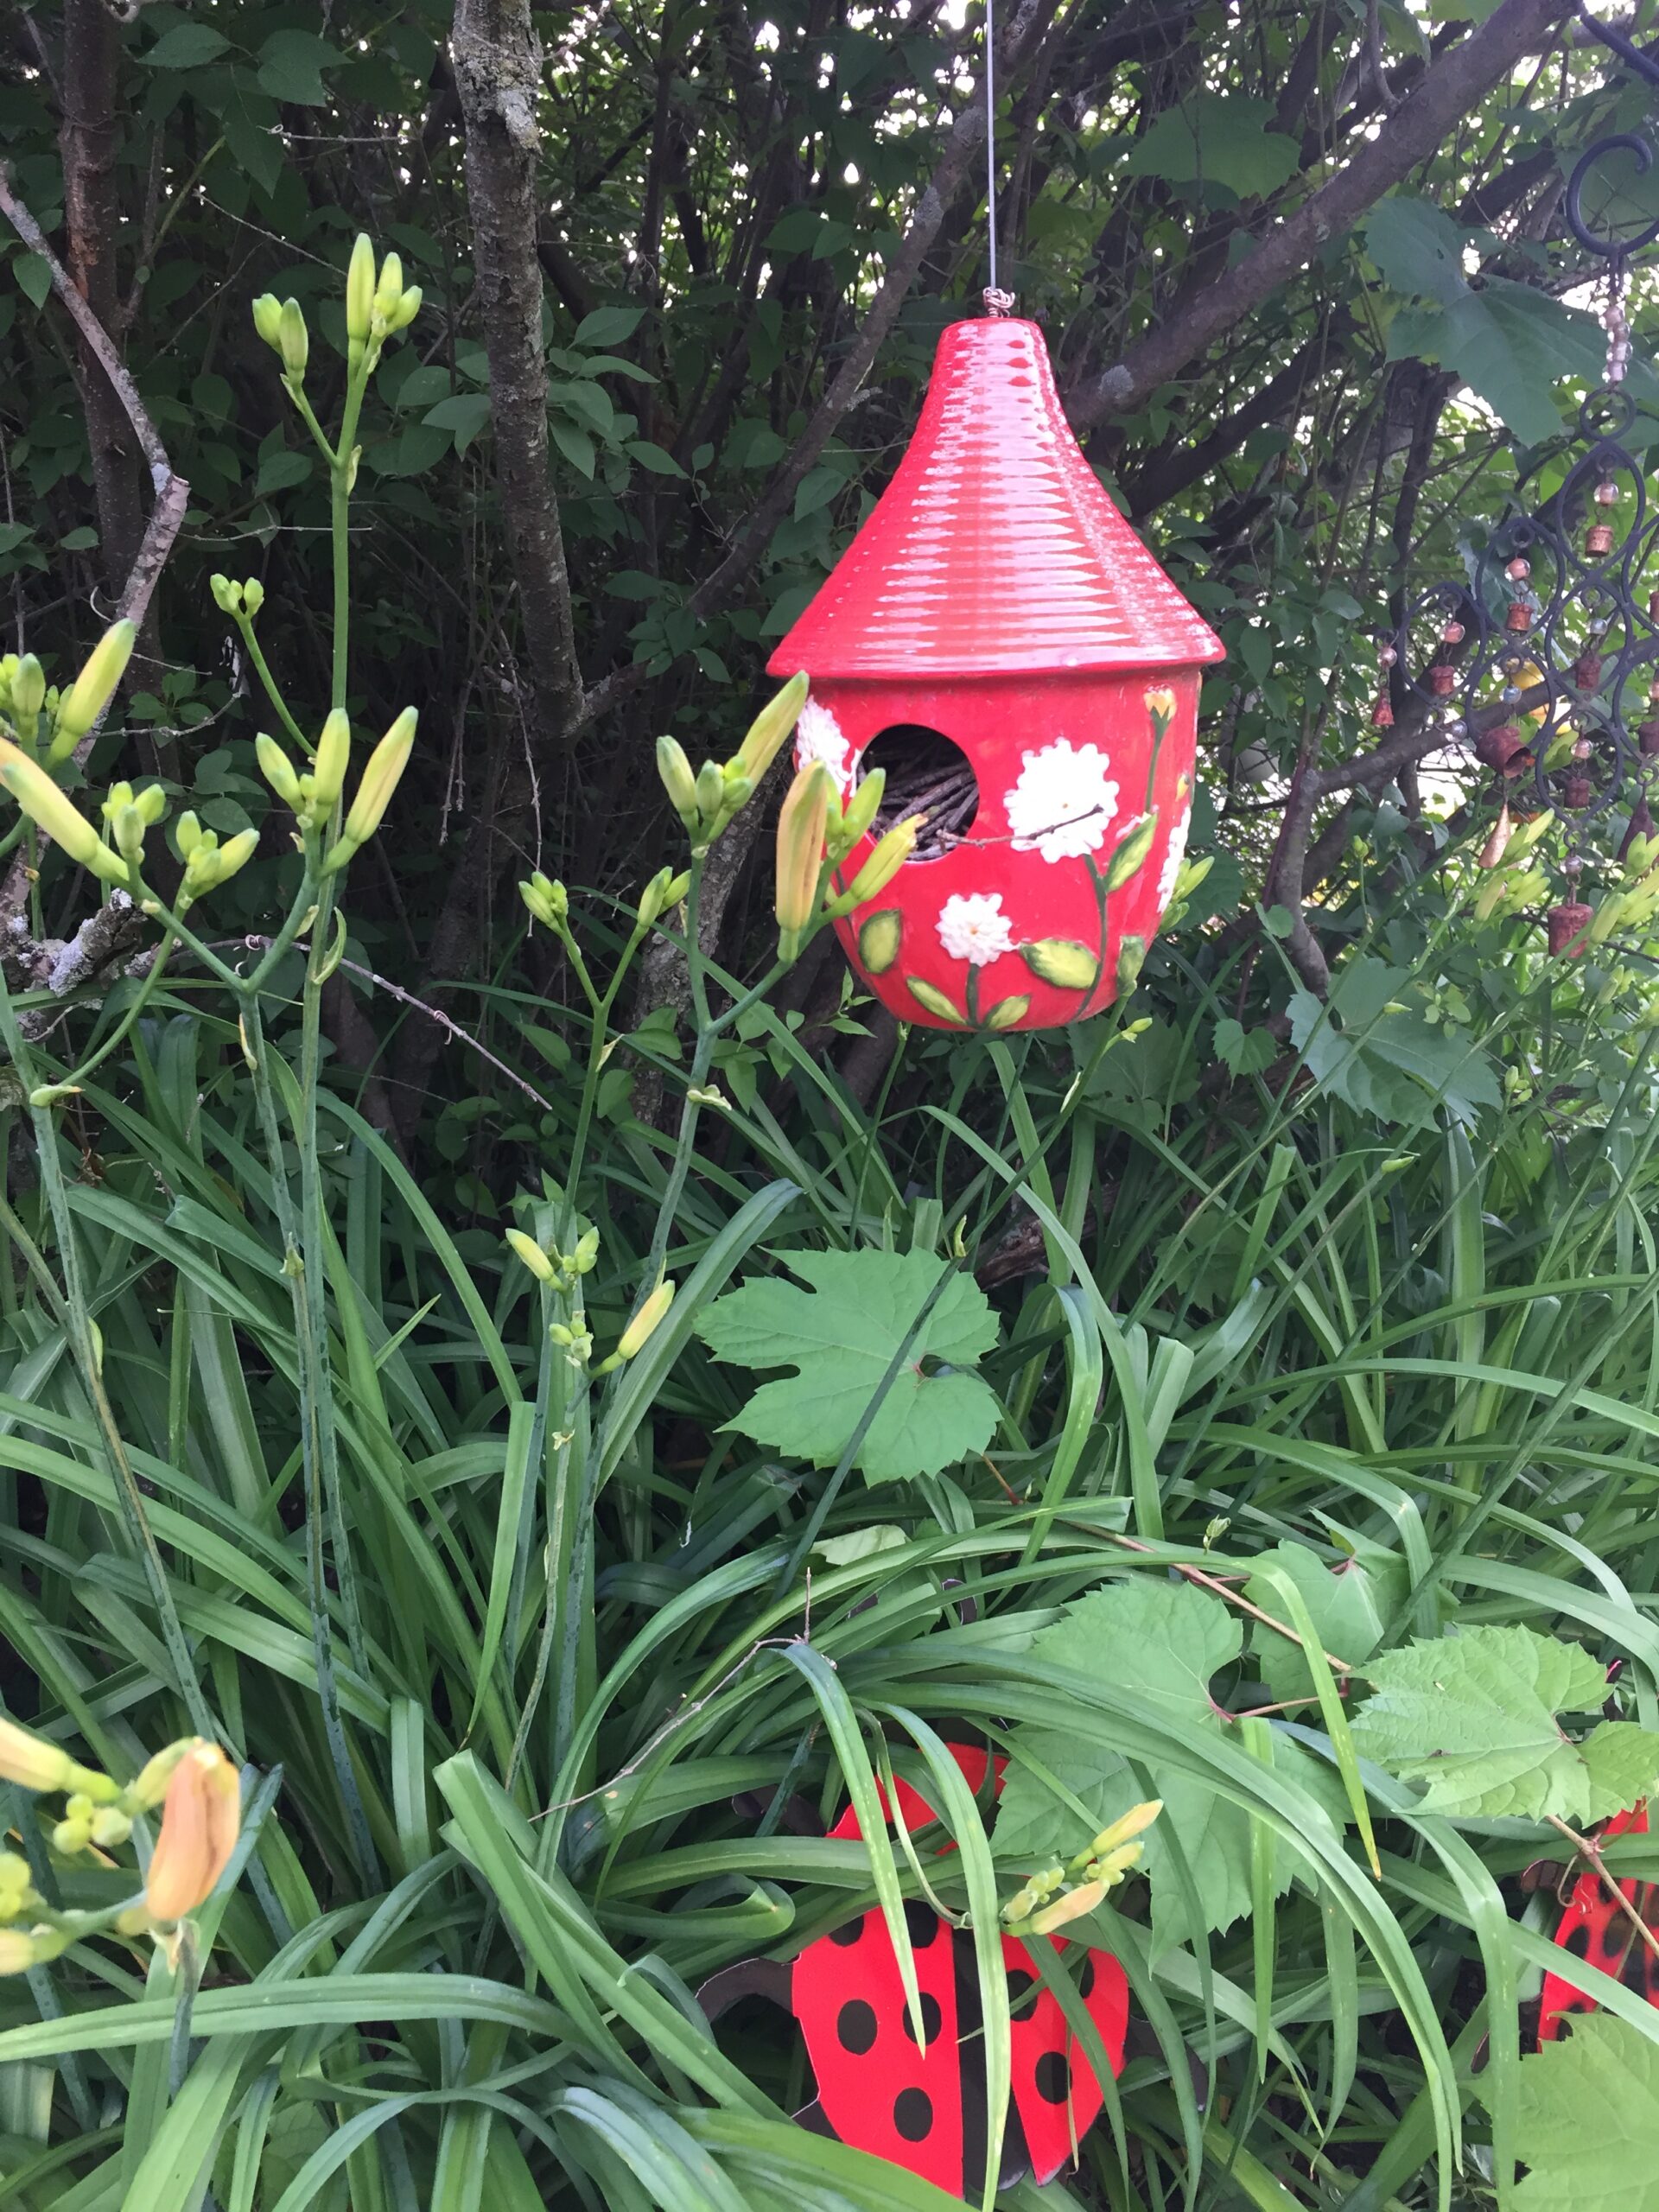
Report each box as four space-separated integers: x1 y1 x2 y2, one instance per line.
937 891 1014 967
793 697 854 790
1156 805 1192 912
1005 739 1120 863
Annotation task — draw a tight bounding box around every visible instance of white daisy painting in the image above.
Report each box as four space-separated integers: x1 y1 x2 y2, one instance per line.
793 696 855 790
1005 739 1119 863
936 892 1014 967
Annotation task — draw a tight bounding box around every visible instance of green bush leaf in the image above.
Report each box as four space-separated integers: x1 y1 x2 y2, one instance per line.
997 1580 1340 1951
574 305 646 349
1352 1624 1658 1821
143 24 232 67
696 1249 1000 1483
256 29 344 105
1244 1540 1390 1706
1214 1017 1277 1077
1515 2017 1659 2209
1124 94 1300 200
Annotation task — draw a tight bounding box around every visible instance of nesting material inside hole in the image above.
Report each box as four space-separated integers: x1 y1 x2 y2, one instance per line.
858 724 979 860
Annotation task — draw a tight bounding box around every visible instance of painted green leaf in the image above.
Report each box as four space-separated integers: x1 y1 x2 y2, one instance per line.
906 976 964 1024
1020 938 1099 991
983 995 1030 1032
1103 808 1158 892
696 1249 1001 1484
858 908 903 976
1351 1624 1659 1821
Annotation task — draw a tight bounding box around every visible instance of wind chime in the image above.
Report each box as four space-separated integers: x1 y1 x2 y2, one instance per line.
1372 5 1659 961
767 10 1223 1034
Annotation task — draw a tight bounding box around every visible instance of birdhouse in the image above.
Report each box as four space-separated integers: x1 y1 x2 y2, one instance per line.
768 315 1224 1032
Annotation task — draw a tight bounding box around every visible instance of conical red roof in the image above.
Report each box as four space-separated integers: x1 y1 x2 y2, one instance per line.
770 316 1224 679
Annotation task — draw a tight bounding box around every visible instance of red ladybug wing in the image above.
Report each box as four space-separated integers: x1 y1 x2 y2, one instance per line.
827 1745 1006 1849
1539 1802 1655 2044
791 1905 967 2196
1002 1932 1129 2185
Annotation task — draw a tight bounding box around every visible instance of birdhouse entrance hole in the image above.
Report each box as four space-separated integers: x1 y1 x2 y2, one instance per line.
859 723 978 860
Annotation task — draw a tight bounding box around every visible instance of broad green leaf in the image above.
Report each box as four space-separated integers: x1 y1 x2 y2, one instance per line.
1352 1624 1656 1821
1386 279 1608 447
256 29 344 105
1214 1018 1277 1077
1515 2017 1659 2210
696 1249 999 1483
1364 195 1471 308
1289 958 1499 1125
143 24 232 67
574 305 645 349
1124 95 1300 200
1244 1541 1388 1706
423 394 493 455
995 1580 1340 1950
813 1524 908 1565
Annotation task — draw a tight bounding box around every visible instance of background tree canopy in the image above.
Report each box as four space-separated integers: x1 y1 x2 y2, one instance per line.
0 0 1651 1148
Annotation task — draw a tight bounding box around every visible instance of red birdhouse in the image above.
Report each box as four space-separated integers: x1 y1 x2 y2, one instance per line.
768 315 1224 1032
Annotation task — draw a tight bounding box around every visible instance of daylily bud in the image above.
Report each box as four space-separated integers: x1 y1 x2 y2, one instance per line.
346 235 376 344
0 1715 74 1793
1026 1879 1109 1936
52 1815 92 1855
833 766 886 855
101 780 134 823
55 620 136 744
0 1929 37 1975
174 809 206 861
774 763 830 954
520 872 569 929
715 773 753 828
1071 1799 1161 1870
251 294 284 350
505 1229 555 1283
210 828 258 886
694 759 724 823
278 298 308 382
1478 804 1513 871
338 708 416 850
637 866 679 926
242 578 265 617
733 672 809 786
311 709 351 810
616 1280 674 1361
656 734 699 822
573 1226 600 1273
136 782 168 825
145 1742 240 1922
11 653 44 735
257 734 302 808
125 1738 194 1813
210 573 240 615
830 813 923 913
89 1806 132 1848
372 251 404 324
0 740 124 881
113 804 145 864
389 287 422 333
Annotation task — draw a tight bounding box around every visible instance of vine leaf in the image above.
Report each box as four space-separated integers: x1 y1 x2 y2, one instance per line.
1514 2017 1659 2209
996 1580 1342 1951
696 1249 1000 1484
1351 1624 1659 1821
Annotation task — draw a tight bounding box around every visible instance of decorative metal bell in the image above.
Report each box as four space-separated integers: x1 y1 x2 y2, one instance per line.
767 316 1224 1033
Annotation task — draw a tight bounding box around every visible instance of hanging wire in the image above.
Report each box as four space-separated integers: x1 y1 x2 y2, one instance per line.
982 0 1014 314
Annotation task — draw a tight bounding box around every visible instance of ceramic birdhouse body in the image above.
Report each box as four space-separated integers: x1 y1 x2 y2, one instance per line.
771 316 1223 1032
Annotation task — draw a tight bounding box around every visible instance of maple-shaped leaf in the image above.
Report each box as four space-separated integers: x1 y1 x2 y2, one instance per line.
1351 1624 1656 1821
1243 1540 1393 1707
995 1580 1341 1952
695 1249 1000 1484
1515 2017 1659 2210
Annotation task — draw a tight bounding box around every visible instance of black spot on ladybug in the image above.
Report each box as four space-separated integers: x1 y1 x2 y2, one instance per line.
903 1901 939 1948
1079 1957 1096 1999
1034 2051 1071 2106
1564 1923 1590 1959
893 2088 933 2141
837 1999 878 2053
830 1913 866 1948
900 1993 943 2045
1007 1968 1036 2015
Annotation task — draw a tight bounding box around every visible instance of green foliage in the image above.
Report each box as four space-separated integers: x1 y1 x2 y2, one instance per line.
696 1249 1001 1482
1515 2018 1659 2210
1352 1624 1659 1821
1289 957 1502 1126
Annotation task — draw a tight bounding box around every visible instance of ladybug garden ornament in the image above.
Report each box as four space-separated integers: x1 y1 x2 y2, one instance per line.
768 314 1224 1033
1537 1800 1659 2037
698 1744 1132 2199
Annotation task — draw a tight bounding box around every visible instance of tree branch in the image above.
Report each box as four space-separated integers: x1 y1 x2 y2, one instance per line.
1070 0 1579 431
576 0 1063 733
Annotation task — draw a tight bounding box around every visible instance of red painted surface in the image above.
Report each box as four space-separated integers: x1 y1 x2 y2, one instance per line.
768 315 1224 1032
1538 1801 1657 2040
